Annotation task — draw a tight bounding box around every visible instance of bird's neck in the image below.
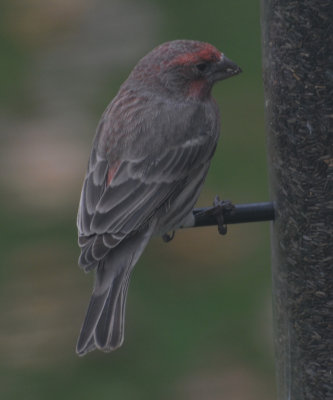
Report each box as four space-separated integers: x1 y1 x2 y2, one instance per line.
187 79 212 100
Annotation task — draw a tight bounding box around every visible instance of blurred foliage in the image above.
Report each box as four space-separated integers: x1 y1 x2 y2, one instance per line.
0 16 30 112
0 0 275 399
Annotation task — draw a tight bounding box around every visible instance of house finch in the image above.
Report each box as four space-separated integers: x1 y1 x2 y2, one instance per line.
76 40 241 356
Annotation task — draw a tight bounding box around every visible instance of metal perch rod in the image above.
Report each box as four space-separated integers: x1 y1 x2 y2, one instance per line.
181 202 275 228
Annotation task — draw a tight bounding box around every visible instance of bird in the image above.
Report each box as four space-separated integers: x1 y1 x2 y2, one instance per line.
76 40 241 356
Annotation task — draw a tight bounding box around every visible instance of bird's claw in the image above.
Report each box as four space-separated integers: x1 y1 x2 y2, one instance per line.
212 195 234 235
197 195 234 235
162 231 175 243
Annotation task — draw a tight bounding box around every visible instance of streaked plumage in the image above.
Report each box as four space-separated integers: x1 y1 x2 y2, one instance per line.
76 40 241 356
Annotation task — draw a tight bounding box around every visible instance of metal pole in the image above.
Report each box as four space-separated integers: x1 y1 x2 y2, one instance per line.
182 202 275 228
261 0 333 398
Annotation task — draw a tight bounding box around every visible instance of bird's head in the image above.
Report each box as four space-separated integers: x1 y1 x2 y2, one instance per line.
128 40 242 100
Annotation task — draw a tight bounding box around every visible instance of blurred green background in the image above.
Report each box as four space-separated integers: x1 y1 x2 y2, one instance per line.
0 0 275 399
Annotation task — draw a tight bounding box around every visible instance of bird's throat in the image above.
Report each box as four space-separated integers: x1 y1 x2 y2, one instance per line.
188 79 211 100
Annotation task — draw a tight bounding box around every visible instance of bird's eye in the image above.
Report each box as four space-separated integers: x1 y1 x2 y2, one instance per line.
196 63 208 72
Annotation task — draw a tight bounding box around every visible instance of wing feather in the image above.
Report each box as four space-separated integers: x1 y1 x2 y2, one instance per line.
78 138 214 270
96 179 143 214
77 97 219 271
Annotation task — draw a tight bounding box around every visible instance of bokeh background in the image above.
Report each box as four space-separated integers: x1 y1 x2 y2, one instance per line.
0 0 275 399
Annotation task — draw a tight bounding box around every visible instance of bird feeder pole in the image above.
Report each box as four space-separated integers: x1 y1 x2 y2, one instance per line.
261 0 333 398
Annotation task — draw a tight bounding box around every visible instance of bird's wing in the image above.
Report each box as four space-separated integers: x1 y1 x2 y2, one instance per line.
77 132 215 270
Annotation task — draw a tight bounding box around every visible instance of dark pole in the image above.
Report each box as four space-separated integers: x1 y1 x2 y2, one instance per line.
261 0 333 399
188 202 275 227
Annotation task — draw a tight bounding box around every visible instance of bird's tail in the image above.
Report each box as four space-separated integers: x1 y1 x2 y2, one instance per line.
76 229 151 356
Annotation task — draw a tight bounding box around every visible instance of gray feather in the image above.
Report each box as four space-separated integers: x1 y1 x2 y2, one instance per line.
76 227 152 356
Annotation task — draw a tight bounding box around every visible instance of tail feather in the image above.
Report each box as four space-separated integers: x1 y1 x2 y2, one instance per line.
112 267 132 347
94 272 124 348
76 228 152 356
76 290 109 354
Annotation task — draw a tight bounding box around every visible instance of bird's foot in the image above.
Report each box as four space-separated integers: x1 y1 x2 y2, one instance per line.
212 195 234 235
199 195 234 235
162 230 175 243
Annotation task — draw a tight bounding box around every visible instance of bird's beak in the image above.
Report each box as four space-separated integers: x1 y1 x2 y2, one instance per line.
212 54 242 82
